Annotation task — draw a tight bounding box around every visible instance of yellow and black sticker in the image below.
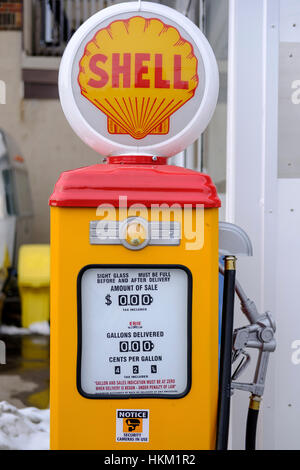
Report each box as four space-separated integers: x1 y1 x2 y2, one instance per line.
116 410 149 443
123 417 143 434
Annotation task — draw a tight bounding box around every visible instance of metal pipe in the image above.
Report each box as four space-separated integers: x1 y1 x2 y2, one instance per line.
219 263 259 324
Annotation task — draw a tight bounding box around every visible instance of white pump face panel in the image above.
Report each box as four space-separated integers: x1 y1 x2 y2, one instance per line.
58 1 219 157
77 266 192 399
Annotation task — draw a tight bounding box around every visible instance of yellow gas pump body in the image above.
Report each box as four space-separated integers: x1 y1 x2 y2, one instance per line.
49 162 220 450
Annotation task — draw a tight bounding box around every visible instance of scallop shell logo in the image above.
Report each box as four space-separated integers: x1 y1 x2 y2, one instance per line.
78 16 199 140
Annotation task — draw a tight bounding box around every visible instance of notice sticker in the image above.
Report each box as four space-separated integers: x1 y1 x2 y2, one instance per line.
116 409 149 443
77 265 192 399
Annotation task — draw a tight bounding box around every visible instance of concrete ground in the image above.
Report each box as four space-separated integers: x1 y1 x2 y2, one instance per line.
0 333 49 410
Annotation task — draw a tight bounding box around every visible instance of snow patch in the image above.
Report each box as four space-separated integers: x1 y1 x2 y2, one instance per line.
0 401 49 450
0 322 50 336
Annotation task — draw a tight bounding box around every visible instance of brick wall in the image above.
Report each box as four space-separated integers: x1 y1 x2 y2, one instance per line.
0 1 22 30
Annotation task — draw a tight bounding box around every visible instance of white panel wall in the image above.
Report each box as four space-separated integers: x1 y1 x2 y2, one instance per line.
274 180 300 449
226 0 279 450
227 0 300 450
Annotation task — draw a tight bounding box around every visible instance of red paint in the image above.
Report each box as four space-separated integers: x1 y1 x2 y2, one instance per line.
14 155 24 163
86 53 193 90
135 53 151 88
49 161 221 209
107 156 167 165
155 54 170 89
112 53 131 88
79 16 199 92
87 54 109 88
174 55 189 90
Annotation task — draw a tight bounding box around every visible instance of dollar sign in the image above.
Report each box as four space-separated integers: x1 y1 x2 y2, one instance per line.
105 294 112 306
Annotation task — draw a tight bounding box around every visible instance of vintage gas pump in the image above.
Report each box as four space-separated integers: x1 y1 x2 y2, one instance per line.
49 1 272 451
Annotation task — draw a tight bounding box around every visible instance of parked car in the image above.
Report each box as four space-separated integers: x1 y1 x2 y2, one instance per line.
0 129 33 324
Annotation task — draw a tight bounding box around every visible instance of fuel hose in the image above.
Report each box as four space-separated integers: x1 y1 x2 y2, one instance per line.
245 395 261 450
216 256 236 450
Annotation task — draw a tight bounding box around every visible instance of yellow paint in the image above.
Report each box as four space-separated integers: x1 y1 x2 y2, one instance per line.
18 245 50 328
28 388 50 410
0 245 11 286
50 207 219 450
249 395 261 411
3 245 11 269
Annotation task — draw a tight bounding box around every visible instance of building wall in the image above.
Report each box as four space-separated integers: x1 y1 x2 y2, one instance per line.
0 31 101 243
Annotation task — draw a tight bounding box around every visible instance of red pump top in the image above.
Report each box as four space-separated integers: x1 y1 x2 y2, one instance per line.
49 159 221 208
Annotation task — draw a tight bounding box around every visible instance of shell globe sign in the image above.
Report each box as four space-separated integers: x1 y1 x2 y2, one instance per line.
59 1 219 157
